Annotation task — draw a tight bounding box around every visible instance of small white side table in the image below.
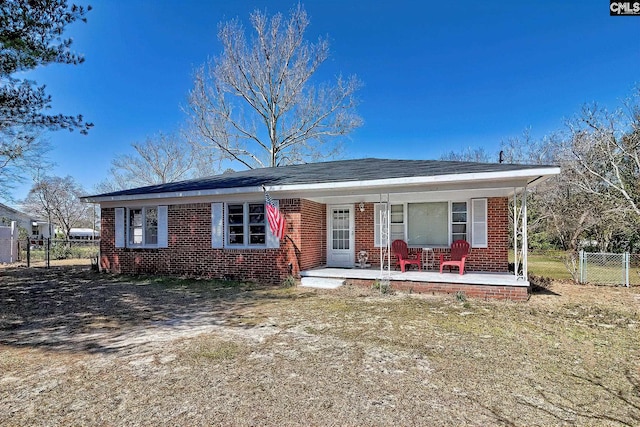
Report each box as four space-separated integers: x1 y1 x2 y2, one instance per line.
422 248 434 271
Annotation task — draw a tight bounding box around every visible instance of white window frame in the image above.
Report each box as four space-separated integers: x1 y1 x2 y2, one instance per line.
123 206 167 249
212 202 224 249
374 200 486 248
115 208 125 248
471 198 488 248
212 201 281 250
451 201 468 243
224 201 268 249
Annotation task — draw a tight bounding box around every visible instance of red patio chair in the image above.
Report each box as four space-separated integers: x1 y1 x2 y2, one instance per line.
439 240 470 275
392 239 422 272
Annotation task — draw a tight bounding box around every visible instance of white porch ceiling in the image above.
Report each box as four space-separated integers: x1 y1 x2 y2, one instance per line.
281 177 536 204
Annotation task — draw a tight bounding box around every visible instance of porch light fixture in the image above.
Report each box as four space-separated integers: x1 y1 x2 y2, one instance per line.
359 202 365 212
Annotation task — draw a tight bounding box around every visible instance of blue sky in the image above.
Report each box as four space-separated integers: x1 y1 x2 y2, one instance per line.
16 0 640 199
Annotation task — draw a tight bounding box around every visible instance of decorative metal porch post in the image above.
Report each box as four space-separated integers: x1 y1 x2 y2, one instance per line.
513 185 528 281
378 194 391 291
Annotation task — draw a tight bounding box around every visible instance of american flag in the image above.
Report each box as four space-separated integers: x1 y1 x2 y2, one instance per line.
265 190 286 240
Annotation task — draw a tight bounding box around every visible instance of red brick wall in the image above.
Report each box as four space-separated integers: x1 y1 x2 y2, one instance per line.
470 197 509 272
352 197 509 272
299 199 326 270
100 198 327 283
355 203 376 264
99 196 510 282
100 208 120 273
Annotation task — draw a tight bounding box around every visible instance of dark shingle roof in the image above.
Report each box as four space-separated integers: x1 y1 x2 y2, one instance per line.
86 158 555 199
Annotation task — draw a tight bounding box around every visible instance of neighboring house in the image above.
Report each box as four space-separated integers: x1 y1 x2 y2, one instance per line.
0 202 50 240
82 158 560 300
68 228 100 240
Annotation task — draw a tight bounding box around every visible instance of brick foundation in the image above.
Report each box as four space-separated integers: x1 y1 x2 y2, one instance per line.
347 279 529 301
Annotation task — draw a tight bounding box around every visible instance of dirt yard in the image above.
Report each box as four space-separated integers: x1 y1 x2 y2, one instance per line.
1 264 638 426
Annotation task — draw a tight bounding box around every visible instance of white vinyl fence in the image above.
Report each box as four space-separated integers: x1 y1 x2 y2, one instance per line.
579 251 640 287
0 221 18 264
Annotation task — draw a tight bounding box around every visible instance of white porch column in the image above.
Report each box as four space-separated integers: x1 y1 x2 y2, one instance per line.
521 185 528 280
378 193 391 289
513 188 518 280
513 186 528 281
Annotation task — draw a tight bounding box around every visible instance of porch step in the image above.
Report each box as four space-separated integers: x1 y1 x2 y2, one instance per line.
300 277 345 289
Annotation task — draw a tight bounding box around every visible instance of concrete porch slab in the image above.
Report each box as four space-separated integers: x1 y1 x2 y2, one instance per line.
300 277 345 289
300 267 529 287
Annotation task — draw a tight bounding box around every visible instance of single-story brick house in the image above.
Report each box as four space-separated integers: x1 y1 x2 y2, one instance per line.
82 158 560 300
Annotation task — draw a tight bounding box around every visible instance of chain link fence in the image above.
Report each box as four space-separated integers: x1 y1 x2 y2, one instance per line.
630 253 640 286
579 251 640 287
18 239 99 267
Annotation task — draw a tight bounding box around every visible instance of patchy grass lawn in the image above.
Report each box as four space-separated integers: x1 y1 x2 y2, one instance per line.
528 251 575 280
1 265 639 426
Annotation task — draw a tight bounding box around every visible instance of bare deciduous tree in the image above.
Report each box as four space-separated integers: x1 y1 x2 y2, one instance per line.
96 132 215 193
501 130 621 251
443 129 617 251
499 129 557 165
22 175 90 240
436 89 640 252
0 133 50 201
533 168 613 250
186 5 362 169
439 129 556 165
440 146 493 163
560 92 640 217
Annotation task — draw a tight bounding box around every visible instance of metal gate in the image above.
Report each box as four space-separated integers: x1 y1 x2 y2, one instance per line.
578 251 639 287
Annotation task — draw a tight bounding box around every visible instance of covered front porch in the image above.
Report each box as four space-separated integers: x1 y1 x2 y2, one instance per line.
297 169 535 284
300 266 530 301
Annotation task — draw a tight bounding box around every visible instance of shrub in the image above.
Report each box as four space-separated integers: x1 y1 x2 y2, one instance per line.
455 291 467 302
50 243 72 260
371 280 392 294
281 275 297 288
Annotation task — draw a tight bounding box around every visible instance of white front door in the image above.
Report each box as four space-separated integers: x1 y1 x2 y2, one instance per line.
327 205 355 268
